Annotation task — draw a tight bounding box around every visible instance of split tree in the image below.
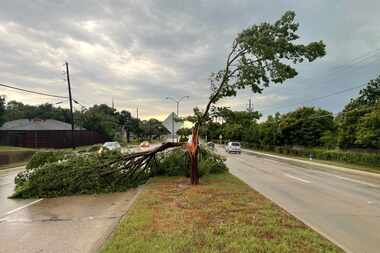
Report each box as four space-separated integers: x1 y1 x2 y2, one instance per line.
121 11 326 185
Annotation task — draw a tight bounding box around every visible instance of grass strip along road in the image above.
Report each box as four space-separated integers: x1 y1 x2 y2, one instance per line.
101 173 342 253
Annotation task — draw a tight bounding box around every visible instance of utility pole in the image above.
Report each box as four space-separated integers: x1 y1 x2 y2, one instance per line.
65 62 75 149
136 106 139 120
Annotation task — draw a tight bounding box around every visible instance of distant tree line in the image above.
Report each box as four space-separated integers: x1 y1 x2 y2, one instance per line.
0 99 168 142
200 75 380 150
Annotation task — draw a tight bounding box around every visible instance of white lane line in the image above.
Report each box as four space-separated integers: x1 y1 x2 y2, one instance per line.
284 173 311 184
334 175 379 188
3 199 43 217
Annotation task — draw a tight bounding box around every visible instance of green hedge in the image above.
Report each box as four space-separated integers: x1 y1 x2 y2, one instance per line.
241 142 380 168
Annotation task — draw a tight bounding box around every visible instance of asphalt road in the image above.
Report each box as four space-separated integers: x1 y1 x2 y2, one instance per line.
0 166 38 216
220 147 380 253
0 163 139 253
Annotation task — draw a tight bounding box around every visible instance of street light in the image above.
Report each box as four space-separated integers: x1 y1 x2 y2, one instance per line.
165 95 189 142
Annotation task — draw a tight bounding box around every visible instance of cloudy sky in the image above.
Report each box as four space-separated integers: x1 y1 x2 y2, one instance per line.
1 0 379 120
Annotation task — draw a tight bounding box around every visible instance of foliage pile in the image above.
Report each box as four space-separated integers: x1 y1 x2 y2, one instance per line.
13 146 227 198
13 151 130 198
25 150 72 170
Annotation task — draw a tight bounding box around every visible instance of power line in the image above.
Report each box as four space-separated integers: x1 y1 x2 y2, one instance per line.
0 83 68 99
326 48 380 75
257 83 367 112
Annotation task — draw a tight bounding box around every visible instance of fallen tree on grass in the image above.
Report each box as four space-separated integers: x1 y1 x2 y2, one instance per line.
12 143 227 198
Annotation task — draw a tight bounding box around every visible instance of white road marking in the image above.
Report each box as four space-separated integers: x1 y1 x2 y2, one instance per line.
334 175 380 188
284 173 311 184
2 199 43 217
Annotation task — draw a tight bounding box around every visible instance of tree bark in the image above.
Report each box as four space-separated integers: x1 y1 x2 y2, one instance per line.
187 127 199 184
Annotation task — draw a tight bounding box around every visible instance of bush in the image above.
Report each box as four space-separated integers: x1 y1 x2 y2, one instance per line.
156 149 188 176
157 147 228 177
26 151 72 170
199 148 228 176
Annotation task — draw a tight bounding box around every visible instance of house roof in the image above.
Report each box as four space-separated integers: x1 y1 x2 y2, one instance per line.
0 118 81 131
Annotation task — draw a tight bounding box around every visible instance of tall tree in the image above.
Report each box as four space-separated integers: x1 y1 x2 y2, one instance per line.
187 11 326 184
279 107 334 147
82 104 119 139
337 75 380 148
355 103 380 148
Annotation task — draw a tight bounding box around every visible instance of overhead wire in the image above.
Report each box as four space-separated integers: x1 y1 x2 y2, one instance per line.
0 83 68 99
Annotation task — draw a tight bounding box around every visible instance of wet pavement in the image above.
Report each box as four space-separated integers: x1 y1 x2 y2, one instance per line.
0 189 139 253
222 147 380 253
0 166 38 216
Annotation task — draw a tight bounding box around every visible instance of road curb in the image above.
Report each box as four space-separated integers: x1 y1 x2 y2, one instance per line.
95 185 144 253
243 148 380 179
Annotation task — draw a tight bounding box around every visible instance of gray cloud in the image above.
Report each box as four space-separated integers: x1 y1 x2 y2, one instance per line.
0 0 379 120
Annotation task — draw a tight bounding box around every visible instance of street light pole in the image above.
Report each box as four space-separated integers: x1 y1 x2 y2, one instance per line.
166 95 189 142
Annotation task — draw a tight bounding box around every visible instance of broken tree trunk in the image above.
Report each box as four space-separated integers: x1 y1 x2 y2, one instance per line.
186 127 199 185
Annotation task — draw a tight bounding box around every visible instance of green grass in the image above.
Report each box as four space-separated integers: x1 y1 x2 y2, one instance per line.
101 173 342 253
0 146 36 151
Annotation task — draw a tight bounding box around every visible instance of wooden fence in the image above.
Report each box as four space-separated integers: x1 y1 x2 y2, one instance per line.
0 130 108 149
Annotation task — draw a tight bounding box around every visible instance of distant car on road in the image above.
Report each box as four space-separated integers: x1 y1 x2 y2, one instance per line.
102 141 121 151
139 141 150 148
207 141 215 150
225 142 241 154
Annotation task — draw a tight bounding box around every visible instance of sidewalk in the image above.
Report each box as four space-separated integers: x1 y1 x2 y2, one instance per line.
0 189 140 253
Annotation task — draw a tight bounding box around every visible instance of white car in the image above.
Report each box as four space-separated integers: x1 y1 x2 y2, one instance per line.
102 141 121 151
226 142 241 154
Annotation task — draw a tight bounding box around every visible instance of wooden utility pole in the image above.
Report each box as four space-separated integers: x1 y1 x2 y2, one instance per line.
65 62 75 149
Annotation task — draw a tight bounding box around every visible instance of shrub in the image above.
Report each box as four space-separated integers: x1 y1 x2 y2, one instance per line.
199 148 228 176
156 147 228 177
156 149 188 176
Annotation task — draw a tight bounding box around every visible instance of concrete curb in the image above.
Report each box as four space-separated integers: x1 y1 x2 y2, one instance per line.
94 186 144 253
243 148 380 179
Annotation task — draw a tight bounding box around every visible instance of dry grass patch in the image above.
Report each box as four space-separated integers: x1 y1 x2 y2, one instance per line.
101 173 343 253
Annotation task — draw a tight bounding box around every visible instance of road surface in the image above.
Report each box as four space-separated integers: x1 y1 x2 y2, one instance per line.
0 164 139 253
0 166 38 216
220 147 380 253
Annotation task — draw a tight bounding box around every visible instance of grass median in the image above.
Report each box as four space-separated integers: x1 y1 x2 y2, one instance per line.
101 173 342 253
